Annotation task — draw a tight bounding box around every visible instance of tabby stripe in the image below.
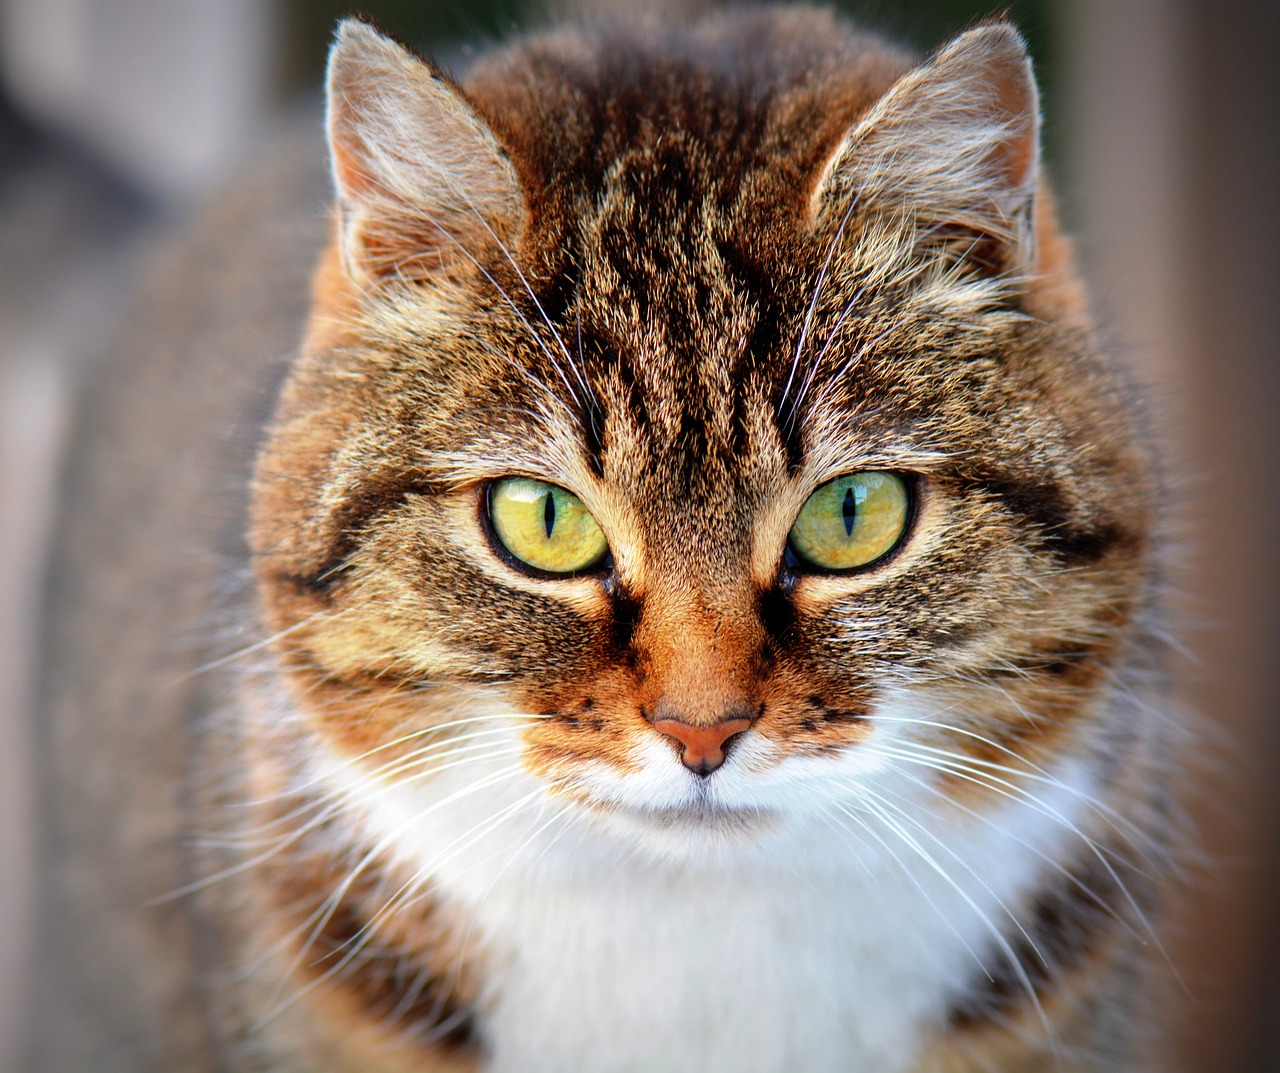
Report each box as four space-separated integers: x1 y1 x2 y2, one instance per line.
948 468 1138 565
581 391 607 478
945 832 1153 1032
290 476 445 595
265 837 480 1053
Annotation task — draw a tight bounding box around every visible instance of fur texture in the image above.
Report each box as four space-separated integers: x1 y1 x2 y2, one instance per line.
215 8 1177 1071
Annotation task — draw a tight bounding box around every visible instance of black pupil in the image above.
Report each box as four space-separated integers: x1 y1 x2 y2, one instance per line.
841 486 856 537
543 491 556 538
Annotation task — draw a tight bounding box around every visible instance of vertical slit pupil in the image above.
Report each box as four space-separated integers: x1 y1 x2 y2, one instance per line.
841 486 856 536
543 491 557 538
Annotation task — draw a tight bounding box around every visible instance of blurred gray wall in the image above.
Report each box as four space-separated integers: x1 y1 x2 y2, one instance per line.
0 2 281 1066
1065 3 1280 1070
1 0 280 201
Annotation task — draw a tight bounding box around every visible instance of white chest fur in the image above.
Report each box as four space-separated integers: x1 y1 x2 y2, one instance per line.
327 742 1094 1073
478 846 985 1073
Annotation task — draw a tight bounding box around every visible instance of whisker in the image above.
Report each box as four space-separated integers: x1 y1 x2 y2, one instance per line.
871 712 1167 860
860 734 1179 988
260 780 547 1029
165 736 523 901
253 762 534 1029
317 782 546 965
780 193 857 429
872 764 1153 952
848 793 1061 1067
826 798 988 971
859 785 1048 968
420 792 582 1026
182 608 336 679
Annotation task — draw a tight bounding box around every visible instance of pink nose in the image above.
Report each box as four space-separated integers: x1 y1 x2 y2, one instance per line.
652 717 755 776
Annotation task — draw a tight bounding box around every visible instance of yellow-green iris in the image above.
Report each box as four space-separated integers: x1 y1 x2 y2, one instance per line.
788 472 910 571
488 477 608 574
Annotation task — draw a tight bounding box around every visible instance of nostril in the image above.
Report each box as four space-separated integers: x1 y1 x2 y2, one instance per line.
651 717 755 776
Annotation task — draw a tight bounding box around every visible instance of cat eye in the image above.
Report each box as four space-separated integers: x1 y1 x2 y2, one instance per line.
787 472 911 572
487 477 609 575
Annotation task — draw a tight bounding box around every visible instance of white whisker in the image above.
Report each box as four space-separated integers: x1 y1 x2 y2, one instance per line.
849 793 1061 1068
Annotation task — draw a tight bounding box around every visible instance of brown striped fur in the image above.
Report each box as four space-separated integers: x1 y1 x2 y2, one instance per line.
218 7 1179 1071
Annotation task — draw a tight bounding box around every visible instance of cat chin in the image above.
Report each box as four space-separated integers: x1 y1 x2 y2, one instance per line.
586 799 785 859
564 722 897 844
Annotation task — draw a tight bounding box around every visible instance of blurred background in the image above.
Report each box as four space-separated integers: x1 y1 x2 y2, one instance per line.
1 0 1276 1070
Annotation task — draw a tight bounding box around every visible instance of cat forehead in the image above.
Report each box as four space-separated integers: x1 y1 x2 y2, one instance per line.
500 142 837 465
463 12 913 282
330 10 1071 502
465 9 910 190
456 60 941 442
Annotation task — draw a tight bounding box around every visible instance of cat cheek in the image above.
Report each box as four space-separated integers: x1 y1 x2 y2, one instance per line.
771 708 875 759
519 708 648 784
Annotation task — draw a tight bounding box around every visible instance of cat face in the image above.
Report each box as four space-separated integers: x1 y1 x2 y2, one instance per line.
250 10 1155 857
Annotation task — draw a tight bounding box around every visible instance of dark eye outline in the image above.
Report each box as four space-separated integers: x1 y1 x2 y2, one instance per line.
480 478 614 581
784 472 918 577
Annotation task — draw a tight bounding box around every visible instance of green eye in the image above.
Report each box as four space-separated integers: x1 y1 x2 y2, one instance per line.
488 477 608 575
788 472 911 571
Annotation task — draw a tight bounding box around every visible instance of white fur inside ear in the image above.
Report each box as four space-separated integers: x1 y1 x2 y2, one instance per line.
325 19 525 280
813 23 1040 272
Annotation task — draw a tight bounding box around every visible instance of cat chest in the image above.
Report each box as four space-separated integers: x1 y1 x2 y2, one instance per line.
470 869 965 1073
457 798 1082 1073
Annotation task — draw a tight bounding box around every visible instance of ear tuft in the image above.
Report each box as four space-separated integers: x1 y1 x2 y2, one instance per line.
813 22 1041 278
326 19 526 283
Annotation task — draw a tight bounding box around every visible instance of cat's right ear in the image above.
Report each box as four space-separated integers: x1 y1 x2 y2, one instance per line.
325 19 526 284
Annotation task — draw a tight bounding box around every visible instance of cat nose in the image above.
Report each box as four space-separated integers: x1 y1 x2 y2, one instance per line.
650 715 756 777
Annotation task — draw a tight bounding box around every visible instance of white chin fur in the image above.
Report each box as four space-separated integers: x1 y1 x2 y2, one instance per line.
568 725 898 861
311 691 1101 1073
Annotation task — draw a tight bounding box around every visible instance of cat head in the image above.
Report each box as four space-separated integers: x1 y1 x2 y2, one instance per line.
250 8 1155 858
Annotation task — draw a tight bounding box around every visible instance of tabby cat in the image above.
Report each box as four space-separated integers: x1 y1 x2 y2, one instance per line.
200 6 1175 1071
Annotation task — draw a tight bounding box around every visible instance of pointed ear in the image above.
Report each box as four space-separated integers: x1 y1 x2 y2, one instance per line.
812 23 1040 278
325 19 526 283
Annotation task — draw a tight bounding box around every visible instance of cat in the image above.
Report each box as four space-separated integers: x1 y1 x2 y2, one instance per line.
32 6 1179 1073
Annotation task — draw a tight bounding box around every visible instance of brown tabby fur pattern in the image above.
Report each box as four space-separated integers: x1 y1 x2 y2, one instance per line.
222 7 1176 1071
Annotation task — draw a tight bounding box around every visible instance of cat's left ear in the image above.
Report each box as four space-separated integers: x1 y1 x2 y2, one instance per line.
812 23 1039 278
325 18 526 284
